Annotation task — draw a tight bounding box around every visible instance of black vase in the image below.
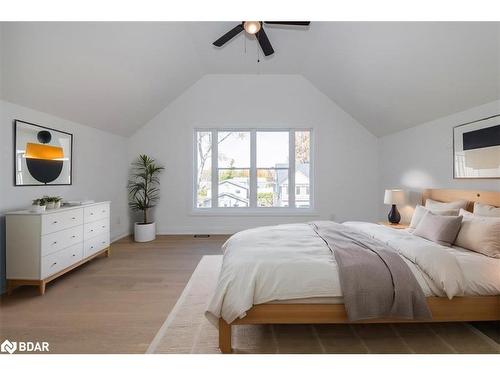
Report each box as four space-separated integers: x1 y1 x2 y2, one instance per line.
388 204 401 224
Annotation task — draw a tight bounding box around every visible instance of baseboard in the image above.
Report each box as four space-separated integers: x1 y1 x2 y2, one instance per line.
111 232 131 242
157 228 236 235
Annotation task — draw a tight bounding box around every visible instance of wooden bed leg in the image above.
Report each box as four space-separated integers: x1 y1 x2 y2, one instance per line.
219 319 232 354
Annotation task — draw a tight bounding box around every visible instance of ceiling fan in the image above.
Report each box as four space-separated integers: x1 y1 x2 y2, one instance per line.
213 21 310 57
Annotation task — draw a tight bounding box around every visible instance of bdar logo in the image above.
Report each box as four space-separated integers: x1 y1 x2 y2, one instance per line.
1 340 17 354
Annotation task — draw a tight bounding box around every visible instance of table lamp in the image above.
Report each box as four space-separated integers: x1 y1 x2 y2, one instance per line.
384 189 405 224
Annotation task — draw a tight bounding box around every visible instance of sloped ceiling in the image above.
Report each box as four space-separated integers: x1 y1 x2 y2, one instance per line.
1 22 499 137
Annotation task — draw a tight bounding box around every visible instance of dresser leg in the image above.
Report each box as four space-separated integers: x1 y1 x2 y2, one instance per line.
38 281 46 295
6 280 13 296
106 247 111 257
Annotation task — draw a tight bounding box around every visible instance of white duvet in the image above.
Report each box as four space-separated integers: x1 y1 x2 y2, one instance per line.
205 221 500 325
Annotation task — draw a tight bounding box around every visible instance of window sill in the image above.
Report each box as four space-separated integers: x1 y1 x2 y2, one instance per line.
190 208 320 217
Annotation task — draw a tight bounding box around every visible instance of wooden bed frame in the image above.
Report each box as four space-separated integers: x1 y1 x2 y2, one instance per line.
218 189 500 353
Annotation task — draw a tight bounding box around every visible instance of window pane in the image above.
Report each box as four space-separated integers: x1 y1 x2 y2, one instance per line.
257 169 289 207
196 131 212 208
295 131 311 208
218 131 250 168
218 169 250 207
257 131 289 168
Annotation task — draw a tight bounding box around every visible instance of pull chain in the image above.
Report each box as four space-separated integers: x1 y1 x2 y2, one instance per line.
257 33 260 63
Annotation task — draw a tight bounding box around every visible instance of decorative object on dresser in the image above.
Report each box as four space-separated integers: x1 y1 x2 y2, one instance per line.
14 119 73 186
453 114 500 179
128 154 164 242
383 189 405 224
6 201 111 295
31 198 47 213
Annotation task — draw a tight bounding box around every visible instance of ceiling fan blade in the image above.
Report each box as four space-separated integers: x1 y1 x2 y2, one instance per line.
255 28 274 56
264 21 310 26
213 24 244 47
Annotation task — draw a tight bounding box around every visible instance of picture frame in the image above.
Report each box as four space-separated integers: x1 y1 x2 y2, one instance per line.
14 119 73 186
453 115 500 179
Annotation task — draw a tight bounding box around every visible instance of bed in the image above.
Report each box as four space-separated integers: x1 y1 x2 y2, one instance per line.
206 189 500 353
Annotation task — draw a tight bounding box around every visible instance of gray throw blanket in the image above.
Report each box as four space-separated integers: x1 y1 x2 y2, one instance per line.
310 221 432 321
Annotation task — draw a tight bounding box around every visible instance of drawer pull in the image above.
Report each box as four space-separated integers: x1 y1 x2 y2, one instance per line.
72 254 76 257
102 210 106 213
102 225 105 228
101 241 106 244
72 217 76 220
71 235 76 238
52 262 57 266
90 246 94 249
52 241 58 245
90 229 94 232
90 213 94 216
53 221 58 224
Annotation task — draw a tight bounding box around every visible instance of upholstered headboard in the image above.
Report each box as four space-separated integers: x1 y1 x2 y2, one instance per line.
422 189 500 212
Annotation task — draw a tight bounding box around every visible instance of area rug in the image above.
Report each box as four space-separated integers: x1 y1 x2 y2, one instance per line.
147 255 500 354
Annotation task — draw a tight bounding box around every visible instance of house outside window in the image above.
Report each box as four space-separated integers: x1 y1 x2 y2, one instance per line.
194 129 312 210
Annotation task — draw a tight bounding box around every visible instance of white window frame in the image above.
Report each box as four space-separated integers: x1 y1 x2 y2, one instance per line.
192 128 316 216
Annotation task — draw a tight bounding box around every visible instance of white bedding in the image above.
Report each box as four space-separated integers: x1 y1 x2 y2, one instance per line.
205 221 500 325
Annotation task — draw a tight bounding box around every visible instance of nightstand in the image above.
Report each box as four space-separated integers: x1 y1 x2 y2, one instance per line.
378 222 409 230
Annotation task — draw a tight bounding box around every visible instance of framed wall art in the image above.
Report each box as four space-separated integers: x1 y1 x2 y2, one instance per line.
14 119 73 186
453 115 500 179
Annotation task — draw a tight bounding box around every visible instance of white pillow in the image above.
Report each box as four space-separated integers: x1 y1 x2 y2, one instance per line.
413 211 463 247
455 209 500 258
425 198 468 210
409 205 459 229
473 202 500 217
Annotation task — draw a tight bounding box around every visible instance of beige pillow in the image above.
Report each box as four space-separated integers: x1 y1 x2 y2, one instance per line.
473 202 500 218
425 198 468 210
409 205 459 229
413 211 463 246
455 209 500 258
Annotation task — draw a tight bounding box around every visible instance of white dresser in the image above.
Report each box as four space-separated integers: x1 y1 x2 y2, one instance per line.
6 201 111 295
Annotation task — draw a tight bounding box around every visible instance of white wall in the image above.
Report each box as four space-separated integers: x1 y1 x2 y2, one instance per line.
128 74 380 234
378 100 500 223
0 100 130 292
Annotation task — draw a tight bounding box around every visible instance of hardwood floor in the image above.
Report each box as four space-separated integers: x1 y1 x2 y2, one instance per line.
0 235 227 354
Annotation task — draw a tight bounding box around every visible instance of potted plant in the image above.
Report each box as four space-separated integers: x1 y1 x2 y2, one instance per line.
44 196 55 209
128 154 164 242
31 198 47 213
52 196 63 209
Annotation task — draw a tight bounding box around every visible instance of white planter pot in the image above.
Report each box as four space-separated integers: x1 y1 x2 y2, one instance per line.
46 202 55 209
31 205 46 213
134 222 156 242
54 201 61 209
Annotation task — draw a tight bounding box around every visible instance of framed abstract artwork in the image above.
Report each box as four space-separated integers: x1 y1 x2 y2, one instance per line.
453 115 500 179
14 119 73 186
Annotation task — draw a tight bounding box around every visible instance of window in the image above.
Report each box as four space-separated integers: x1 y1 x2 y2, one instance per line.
195 129 312 210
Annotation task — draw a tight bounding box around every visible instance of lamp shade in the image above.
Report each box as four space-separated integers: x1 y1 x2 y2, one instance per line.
384 189 405 205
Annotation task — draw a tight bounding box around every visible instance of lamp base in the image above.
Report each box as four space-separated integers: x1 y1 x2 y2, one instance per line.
388 204 401 224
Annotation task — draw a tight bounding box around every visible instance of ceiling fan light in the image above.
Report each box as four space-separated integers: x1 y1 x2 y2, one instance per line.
243 21 261 35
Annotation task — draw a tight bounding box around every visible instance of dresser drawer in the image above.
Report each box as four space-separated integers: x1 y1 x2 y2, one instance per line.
41 226 83 257
84 233 110 258
41 243 83 279
84 218 109 240
41 209 83 235
84 203 110 223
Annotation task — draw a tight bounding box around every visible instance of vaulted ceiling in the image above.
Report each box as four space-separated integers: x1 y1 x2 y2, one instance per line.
1 22 499 136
